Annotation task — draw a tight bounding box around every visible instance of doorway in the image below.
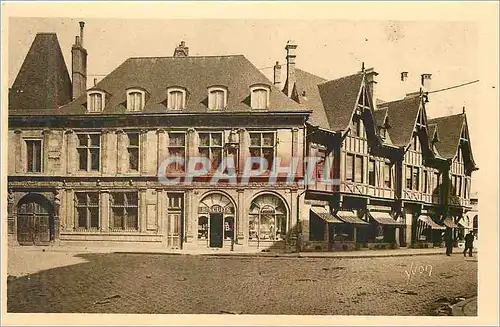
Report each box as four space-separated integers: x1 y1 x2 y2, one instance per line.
17 195 53 246
209 213 223 248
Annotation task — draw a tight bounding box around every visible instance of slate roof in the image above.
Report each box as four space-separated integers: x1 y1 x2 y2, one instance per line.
294 69 329 129
318 73 364 132
428 113 465 159
373 108 388 127
56 55 304 115
379 95 422 147
9 33 72 110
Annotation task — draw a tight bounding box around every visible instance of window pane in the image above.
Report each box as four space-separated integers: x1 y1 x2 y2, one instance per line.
262 133 274 146
211 148 222 169
199 133 210 146
355 156 363 183
78 149 88 170
169 133 185 146
90 148 100 170
211 133 222 146
126 193 138 206
129 148 139 171
406 166 412 189
224 217 234 240
128 133 139 146
199 148 210 158
259 213 274 240
249 215 258 240
126 207 138 230
198 216 208 239
88 193 99 205
90 135 100 147
112 207 124 228
384 163 391 188
346 154 354 181
249 148 260 158
77 208 87 228
263 148 274 169
250 133 260 146
78 134 87 147
89 207 99 228
413 167 420 191
368 160 375 186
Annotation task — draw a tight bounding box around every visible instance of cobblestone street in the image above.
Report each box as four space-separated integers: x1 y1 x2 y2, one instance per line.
7 252 477 315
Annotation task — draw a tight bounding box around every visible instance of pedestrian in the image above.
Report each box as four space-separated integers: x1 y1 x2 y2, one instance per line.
445 228 453 256
463 231 474 257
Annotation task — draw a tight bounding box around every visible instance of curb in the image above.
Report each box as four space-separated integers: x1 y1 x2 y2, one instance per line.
451 297 477 316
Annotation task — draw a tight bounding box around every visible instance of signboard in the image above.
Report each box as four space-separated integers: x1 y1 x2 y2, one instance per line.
198 205 234 214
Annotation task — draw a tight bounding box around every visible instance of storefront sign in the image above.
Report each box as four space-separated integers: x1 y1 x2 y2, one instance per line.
198 205 234 214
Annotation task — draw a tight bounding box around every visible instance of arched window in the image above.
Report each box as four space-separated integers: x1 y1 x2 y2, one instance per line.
167 87 186 110
126 89 145 111
87 91 105 112
248 194 287 244
208 86 227 110
250 85 270 109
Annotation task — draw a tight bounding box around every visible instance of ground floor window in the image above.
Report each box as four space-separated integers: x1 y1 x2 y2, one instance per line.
248 194 287 242
75 192 99 230
198 192 236 247
110 192 138 230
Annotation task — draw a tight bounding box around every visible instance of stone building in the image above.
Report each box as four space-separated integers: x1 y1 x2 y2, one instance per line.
8 22 478 251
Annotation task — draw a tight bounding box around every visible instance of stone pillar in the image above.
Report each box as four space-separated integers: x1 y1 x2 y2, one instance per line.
42 129 52 174
157 129 167 174
405 210 413 246
139 188 147 232
65 130 75 175
238 128 248 174
14 129 24 173
116 129 127 174
237 188 245 244
101 190 110 231
65 188 75 230
101 129 111 175
289 189 298 244
184 189 194 243
291 127 299 177
187 128 196 162
156 189 164 236
53 188 62 242
140 129 148 175
7 189 16 243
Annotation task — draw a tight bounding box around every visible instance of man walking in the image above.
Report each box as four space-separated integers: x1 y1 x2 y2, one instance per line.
445 228 453 256
463 231 474 257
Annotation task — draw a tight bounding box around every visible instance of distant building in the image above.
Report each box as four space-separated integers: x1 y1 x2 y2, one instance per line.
8 22 478 251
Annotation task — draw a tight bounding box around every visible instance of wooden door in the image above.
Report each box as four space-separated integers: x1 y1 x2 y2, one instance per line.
209 213 223 248
17 201 51 245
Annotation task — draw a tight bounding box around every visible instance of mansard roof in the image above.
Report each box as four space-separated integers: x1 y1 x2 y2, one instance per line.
9 33 72 110
317 73 364 132
428 113 466 159
57 55 304 115
379 95 423 147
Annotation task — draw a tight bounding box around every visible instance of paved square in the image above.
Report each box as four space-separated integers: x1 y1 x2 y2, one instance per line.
7 252 477 315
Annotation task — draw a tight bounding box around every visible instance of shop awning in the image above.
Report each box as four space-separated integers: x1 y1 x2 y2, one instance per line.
311 207 343 223
335 210 370 225
418 215 446 230
457 218 470 229
369 211 405 226
443 217 459 228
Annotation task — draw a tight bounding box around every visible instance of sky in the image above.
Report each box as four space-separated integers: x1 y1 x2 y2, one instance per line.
7 17 486 192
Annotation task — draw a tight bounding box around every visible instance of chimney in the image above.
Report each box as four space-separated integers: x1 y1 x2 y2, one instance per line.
72 21 87 100
421 73 432 92
283 40 298 98
401 71 408 82
173 41 189 57
273 61 282 89
364 67 378 108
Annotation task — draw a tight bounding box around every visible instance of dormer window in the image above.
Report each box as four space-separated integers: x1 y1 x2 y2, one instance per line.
126 89 145 111
250 85 270 109
167 87 186 110
208 86 227 110
87 91 105 112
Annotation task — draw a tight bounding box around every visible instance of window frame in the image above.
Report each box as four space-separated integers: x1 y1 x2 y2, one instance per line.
167 132 186 172
126 88 146 112
383 162 392 189
250 84 270 110
249 131 276 172
167 87 187 110
87 90 106 113
110 192 139 231
126 132 140 172
75 192 100 230
198 131 224 171
76 133 101 172
368 159 376 186
207 86 228 110
25 138 43 173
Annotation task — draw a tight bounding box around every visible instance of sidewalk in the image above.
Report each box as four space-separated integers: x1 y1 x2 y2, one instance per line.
8 243 477 258
452 297 478 316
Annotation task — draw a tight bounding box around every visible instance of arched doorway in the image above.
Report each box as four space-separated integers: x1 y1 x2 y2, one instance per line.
16 194 53 246
198 192 236 248
248 193 288 248
473 215 478 238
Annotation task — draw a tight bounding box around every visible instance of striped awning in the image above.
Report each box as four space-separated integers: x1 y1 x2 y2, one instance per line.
418 215 446 230
443 217 459 228
335 210 369 225
311 207 343 223
369 211 405 226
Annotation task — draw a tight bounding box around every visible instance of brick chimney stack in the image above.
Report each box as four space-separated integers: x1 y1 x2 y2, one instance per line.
283 40 298 98
273 61 282 89
365 67 378 108
173 41 189 57
421 73 432 92
71 21 87 100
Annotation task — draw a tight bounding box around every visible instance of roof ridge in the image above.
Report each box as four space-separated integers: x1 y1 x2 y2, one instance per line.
318 72 362 87
127 54 245 60
428 112 465 121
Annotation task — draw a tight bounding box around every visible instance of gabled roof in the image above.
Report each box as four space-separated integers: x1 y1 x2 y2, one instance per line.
373 108 388 127
9 33 72 110
294 68 329 129
59 55 303 115
379 95 422 147
428 113 465 159
318 73 364 132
